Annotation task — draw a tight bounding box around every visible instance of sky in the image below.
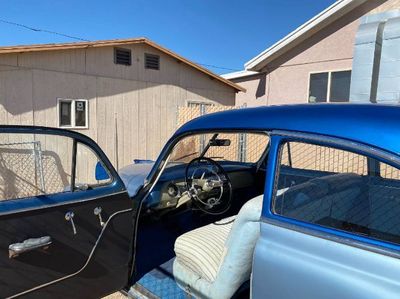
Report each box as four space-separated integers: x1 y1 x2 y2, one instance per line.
0 0 337 74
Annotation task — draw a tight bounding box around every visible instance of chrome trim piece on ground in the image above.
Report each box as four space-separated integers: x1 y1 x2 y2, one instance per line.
128 284 158 299
7 208 133 299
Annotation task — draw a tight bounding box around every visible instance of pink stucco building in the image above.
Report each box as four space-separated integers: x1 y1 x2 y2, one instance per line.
223 0 400 107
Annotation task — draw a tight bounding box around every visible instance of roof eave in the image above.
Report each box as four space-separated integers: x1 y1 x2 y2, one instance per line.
221 70 260 80
245 0 368 71
0 37 245 93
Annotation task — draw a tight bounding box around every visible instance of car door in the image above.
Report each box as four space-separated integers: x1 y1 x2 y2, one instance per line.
252 132 400 299
0 127 135 299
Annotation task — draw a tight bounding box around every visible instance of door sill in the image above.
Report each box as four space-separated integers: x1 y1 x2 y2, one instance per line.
128 284 159 299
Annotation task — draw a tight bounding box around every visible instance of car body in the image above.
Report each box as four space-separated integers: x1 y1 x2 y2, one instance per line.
1 104 400 298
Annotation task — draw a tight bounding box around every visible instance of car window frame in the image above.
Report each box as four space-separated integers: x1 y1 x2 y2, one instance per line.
262 130 400 259
0 126 124 216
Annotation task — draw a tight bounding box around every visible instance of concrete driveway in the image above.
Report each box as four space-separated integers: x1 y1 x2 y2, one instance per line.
103 292 127 299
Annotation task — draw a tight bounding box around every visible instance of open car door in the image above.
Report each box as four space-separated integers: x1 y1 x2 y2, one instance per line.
0 127 135 299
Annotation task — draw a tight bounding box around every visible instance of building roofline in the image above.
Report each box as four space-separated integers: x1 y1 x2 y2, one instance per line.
245 0 369 71
221 70 260 80
0 38 245 92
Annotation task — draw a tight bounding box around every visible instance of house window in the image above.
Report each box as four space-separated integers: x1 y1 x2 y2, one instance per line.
114 48 131 65
308 70 351 103
145 53 160 70
58 99 88 129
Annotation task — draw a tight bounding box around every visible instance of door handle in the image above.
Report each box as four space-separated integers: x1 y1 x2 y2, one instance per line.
9 236 52 259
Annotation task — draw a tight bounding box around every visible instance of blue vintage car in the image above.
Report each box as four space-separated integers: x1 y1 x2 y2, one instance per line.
1 104 400 299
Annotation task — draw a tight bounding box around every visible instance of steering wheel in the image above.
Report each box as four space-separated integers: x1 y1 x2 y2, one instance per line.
185 157 232 215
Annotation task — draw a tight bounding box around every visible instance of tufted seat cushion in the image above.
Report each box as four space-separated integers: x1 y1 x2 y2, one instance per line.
173 195 263 299
174 216 235 282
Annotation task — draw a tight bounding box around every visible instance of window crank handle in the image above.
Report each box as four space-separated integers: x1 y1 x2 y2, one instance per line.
65 211 77 235
94 207 105 227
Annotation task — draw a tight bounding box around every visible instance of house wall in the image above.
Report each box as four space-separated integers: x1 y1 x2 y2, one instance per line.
0 44 236 168
232 0 398 106
233 74 267 107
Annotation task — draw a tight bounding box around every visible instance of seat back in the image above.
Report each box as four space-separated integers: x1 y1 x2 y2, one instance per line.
212 194 263 298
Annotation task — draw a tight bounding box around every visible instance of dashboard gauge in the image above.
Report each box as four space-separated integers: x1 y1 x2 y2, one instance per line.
167 183 179 197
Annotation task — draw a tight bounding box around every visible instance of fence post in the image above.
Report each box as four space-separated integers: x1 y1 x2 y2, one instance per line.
237 104 247 162
199 104 207 151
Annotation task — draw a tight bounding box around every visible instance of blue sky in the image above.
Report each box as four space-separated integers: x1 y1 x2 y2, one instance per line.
0 0 336 74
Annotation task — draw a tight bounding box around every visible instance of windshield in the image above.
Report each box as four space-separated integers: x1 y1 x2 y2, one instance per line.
169 132 269 165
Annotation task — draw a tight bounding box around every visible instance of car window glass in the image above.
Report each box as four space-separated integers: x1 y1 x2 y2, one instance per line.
169 132 269 164
274 141 400 246
0 133 73 200
75 142 112 189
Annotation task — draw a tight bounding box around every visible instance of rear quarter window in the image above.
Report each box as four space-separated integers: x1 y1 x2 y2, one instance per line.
274 141 400 246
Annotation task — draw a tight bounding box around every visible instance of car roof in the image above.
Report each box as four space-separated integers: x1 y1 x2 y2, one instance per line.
174 104 400 155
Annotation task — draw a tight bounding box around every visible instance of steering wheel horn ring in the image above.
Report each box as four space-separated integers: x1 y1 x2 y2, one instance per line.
185 157 232 215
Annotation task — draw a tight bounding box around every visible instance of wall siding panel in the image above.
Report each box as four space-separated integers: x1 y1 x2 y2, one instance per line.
0 43 236 171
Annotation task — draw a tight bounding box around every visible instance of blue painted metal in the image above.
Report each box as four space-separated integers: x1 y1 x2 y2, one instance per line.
0 177 123 216
95 161 110 181
174 104 400 155
133 159 154 164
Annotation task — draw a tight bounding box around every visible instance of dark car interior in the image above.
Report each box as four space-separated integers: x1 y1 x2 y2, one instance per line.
132 132 269 299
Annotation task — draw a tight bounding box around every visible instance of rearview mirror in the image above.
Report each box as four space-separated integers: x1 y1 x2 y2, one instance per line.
209 139 231 146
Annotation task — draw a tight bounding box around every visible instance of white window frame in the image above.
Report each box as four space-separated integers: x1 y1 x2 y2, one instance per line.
307 69 351 103
186 100 214 107
57 98 89 129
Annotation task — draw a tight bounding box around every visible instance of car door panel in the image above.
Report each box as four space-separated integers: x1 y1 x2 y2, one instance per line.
0 127 135 298
252 222 400 299
0 192 133 298
252 133 400 299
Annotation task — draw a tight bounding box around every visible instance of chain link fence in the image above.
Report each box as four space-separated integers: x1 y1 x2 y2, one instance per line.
0 140 69 200
176 104 268 163
281 142 369 175
276 140 400 244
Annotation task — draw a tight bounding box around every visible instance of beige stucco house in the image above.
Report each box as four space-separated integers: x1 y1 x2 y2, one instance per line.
0 38 243 167
223 0 400 107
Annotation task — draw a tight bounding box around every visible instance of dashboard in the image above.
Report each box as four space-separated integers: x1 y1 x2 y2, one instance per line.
143 161 258 210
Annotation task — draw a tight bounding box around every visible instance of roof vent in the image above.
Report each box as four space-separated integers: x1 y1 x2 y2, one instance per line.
114 48 131 65
145 53 160 70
